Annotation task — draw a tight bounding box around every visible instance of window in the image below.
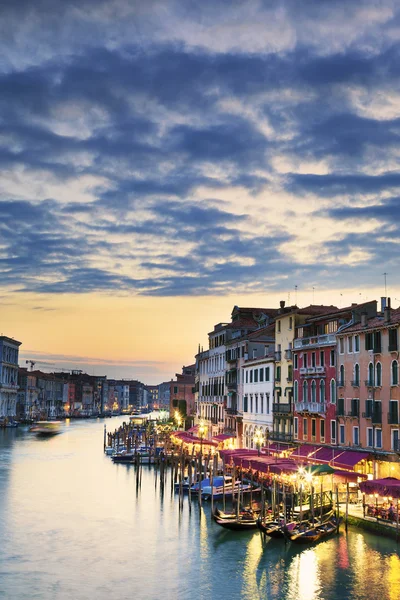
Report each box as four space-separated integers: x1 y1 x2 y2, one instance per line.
311 418 316 438
294 380 298 403
289 317 293 330
339 424 345 444
354 335 360 352
266 394 270 414
288 365 293 382
330 350 335 367
392 360 399 385
260 394 264 414
337 397 345 416
250 370 253 383
294 417 298 438
330 379 336 404
303 418 308 436
312 352 316 368
265 367 270 381
331 420 336 443
260 368 264 382
339 338 344 354
277 320 281 333
320 380 325 403
353 426 359 446
303 381 308 403
246 371 248 384
294 354 298 369
250 395 253 413
375 428 382 449
311 380 316 403
348 336 353 353
368 362 374 386
389 329 398 352
320 419 325 441
276 366 281 382
339 365 345 386
351 398 359 417
173 386 178 394
389 400 398 424
354 363 360 386
376 362 382 387
367 427 373 447
254 369 258 383
255 395 258 413
392 429 399 452
320 351 324 367
303 353 308 368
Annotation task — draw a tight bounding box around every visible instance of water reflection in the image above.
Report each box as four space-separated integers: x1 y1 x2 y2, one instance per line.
0 419 399 600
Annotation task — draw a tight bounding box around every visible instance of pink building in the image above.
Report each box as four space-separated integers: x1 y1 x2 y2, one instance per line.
337 299 400 459
293 301 377 446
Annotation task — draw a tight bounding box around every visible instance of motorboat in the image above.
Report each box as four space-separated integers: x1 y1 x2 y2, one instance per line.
29 421 62 436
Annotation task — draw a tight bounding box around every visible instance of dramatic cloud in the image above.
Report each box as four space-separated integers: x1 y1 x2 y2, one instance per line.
1 0 400 298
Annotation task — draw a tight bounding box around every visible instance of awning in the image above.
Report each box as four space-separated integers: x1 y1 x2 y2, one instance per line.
212 433 235 443
359 477 400 499
333 469 368 483
291 445 321 459
305 464 335 476
333 450 369 470
262 442 295 454
312 447 345 463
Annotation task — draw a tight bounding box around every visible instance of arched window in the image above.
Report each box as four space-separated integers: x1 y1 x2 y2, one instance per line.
339 365 345 386
368 362 374 386
330 379 336 404
392 360 399 386
303 381 308 403
311 380 316 403
320 379 325 403
354 363 360 386
294 380 298 403
376 362 382 387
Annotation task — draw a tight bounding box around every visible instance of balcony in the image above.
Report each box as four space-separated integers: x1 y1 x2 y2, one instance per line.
275 351 282 361
299 368 307 375
365 380 380 388
269 431 293 442
226 381 237 391
362 412 372 419
294 402 327 414
273 402 292 414
303 366 326 378
347 410 359 418
351 380 360 387
226 407 238 416
226 354 237 364
284 349 292 360
293 333 336 349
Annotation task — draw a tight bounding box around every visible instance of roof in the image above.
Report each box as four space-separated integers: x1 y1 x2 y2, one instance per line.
247 323 275 340
305 300 375 322
0 336 22 346
339 307 400 334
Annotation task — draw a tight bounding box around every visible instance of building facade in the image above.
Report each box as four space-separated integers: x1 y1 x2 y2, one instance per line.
0 336 21 418
242 352 275 448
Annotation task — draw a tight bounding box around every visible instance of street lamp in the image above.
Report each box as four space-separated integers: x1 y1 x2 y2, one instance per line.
254 427 264 456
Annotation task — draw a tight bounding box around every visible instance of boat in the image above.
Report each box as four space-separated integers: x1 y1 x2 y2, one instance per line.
200 476 256 500
286 515 341 544
214 505 262 520
258 507 335 539
212 507 259 531
29 421 62 436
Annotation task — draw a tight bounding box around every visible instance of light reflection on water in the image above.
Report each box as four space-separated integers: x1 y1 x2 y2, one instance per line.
0 418 399 600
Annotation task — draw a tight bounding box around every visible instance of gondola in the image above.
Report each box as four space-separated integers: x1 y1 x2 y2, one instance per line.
287 516 341 544
214 505 261 521
212 506 259 530
257 517 308 539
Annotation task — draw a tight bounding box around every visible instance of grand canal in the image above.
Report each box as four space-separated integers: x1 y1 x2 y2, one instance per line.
1 417 399 600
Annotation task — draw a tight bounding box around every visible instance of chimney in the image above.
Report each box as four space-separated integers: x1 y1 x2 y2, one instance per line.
361 312 367 327
280 300 285 309
381 297 387 313
384 304 391 324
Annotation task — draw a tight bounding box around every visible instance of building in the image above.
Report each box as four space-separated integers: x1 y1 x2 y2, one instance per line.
273 302 338 443
170 365 195 423
336 298 400 464
293 301 377 447
242 349 275 449
0 336 21 418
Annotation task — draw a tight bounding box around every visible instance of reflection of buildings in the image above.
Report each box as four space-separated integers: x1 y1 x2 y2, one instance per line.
0 336 22 418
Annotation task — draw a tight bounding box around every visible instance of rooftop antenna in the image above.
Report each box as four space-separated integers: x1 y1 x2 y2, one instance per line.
312 286 315 304
383 272 388 297
295 285 298 306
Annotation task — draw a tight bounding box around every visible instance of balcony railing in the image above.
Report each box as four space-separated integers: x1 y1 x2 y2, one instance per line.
269 432 293 442
284 349 292 360
273 403 292 414
275 351 282 361
351 380 360 387
225 407 238 416
293 333 336 349
226 381 237 391
299 368 307 375
294 402 327 414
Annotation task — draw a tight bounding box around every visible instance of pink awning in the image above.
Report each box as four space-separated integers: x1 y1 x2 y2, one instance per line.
333 451 369 470
311 447 345 463
359 477 400 499
290 445 321 459
212 433 235 443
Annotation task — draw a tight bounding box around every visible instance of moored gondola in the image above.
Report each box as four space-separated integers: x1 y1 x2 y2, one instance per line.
286 516 341 544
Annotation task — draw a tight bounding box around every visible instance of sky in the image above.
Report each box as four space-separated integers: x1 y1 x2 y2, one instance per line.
1 0 400 383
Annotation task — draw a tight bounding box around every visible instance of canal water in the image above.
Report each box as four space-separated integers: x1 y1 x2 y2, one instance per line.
0 417 399 600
